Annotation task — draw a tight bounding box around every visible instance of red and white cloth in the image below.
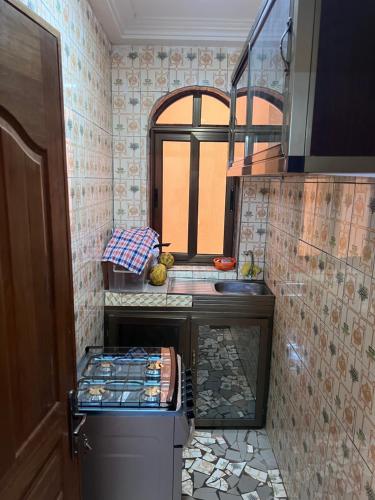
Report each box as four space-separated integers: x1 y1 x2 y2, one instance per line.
102 227 159 274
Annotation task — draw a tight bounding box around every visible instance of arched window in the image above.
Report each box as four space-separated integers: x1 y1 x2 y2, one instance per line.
150 87 235 264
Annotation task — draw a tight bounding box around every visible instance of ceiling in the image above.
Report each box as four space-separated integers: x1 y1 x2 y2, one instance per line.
89 0 262 46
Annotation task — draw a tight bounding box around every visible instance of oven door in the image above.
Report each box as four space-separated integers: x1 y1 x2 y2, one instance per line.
80 412 176 500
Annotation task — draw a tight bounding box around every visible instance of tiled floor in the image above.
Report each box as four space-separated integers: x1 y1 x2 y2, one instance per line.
196 326 257 420
182 429 287 499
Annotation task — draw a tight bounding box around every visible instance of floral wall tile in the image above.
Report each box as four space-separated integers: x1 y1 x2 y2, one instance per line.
260 175 375 498
111 44 240 229
20 0 113 360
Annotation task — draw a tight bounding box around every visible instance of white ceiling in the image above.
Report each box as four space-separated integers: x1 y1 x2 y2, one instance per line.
89 0 262 46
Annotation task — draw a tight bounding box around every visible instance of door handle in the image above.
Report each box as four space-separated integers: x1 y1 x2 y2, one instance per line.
73 412 87 436
280 17 292 73
68 391 92 457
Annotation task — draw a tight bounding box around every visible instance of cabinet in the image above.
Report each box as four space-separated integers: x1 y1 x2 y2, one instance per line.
191 317 272 427
228 0 290 172
105 311 190 365
104 293 274 428
228 0 375 175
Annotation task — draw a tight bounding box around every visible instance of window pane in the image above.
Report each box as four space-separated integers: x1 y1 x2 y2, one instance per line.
156 96 193 124
162 141 190 253
234 140 245 161
252 96 283 125
236 94 247 125
201 95 229 125
197 142 227 254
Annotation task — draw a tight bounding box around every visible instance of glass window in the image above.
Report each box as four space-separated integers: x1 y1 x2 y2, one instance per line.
201 95 229 125
197 142 227 254
252 96 283 125
236 93 247 126
156 95 193 124
162 142 190 253
152 90 234 263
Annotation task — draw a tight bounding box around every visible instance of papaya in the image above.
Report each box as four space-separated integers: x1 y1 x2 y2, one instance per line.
149 263 167 286
159 252 174 269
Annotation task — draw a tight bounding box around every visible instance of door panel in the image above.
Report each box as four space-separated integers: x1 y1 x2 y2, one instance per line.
0 1 79 498
191 316 271 427
1 125 56 449
24 445 63 500
105 311 190 365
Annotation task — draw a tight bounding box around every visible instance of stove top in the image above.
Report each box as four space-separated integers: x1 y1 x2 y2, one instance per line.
77 347 177 409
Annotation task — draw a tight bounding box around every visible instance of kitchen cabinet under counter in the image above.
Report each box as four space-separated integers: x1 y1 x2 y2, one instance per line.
104 279 274 427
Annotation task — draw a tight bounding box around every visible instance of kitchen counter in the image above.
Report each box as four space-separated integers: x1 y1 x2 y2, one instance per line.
105 278 219 308
105 277 273 309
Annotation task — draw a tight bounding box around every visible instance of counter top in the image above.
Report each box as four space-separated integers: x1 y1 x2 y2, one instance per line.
105 278 274 309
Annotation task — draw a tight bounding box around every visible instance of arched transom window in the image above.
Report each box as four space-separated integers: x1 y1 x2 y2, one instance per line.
150 87 235 264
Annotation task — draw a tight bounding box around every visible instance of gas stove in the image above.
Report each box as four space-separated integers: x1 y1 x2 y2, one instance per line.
73 345 194 500
77 346 178 410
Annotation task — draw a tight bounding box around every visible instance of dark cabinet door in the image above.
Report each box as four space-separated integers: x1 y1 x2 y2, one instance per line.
0 1 79 498
105 311 190 365
191 317 272 427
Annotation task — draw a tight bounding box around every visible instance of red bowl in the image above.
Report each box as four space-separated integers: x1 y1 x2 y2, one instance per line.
213 257 236 271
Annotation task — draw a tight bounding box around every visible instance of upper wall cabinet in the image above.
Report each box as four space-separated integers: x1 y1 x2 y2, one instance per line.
228 0 375 176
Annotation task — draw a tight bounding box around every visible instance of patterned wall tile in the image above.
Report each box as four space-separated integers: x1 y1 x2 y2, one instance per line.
111 44 240 229
20 0 113 360
261 175 375 499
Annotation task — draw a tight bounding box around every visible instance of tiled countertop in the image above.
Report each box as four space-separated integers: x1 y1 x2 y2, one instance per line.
104 265 242 308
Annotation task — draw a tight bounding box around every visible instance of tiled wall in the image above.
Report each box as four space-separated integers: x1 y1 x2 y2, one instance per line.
111 45 240 229
236 177 270 279
20 0 113 359
262 176 375 499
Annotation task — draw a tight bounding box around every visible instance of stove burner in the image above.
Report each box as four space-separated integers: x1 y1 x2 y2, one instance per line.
145 360 163 378
99 362 114 373
143 386 161 402
85 385 108 402
88 386 106 396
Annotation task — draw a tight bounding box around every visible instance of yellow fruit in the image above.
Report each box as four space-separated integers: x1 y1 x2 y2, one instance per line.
149 263 167 286
159 252 174 269
241 262 251 277
241 262 262 278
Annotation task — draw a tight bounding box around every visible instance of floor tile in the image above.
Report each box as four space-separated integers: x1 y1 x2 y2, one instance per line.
182 429 288 499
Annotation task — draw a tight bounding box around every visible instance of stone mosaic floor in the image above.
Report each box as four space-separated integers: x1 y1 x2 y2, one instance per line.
196 326 257 420
182 429 287 500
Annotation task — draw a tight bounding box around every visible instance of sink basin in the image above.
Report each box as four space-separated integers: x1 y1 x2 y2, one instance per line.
214 280 270 295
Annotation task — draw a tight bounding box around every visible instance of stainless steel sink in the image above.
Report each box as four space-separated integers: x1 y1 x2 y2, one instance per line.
214 280 270 295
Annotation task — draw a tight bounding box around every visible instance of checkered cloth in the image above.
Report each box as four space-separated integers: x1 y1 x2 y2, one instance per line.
102 227 159 274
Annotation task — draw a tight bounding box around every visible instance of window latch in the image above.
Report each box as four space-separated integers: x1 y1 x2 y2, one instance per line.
229 187 235 212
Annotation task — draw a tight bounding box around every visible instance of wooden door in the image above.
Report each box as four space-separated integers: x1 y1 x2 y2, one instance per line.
0 1 80 498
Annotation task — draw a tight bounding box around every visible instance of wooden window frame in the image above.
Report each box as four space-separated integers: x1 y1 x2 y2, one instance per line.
150 88 236 264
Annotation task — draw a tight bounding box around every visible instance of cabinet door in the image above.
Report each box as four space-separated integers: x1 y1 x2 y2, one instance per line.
105 311 190 364
229 54 249 165
191 317 271 427
247 0 291 156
